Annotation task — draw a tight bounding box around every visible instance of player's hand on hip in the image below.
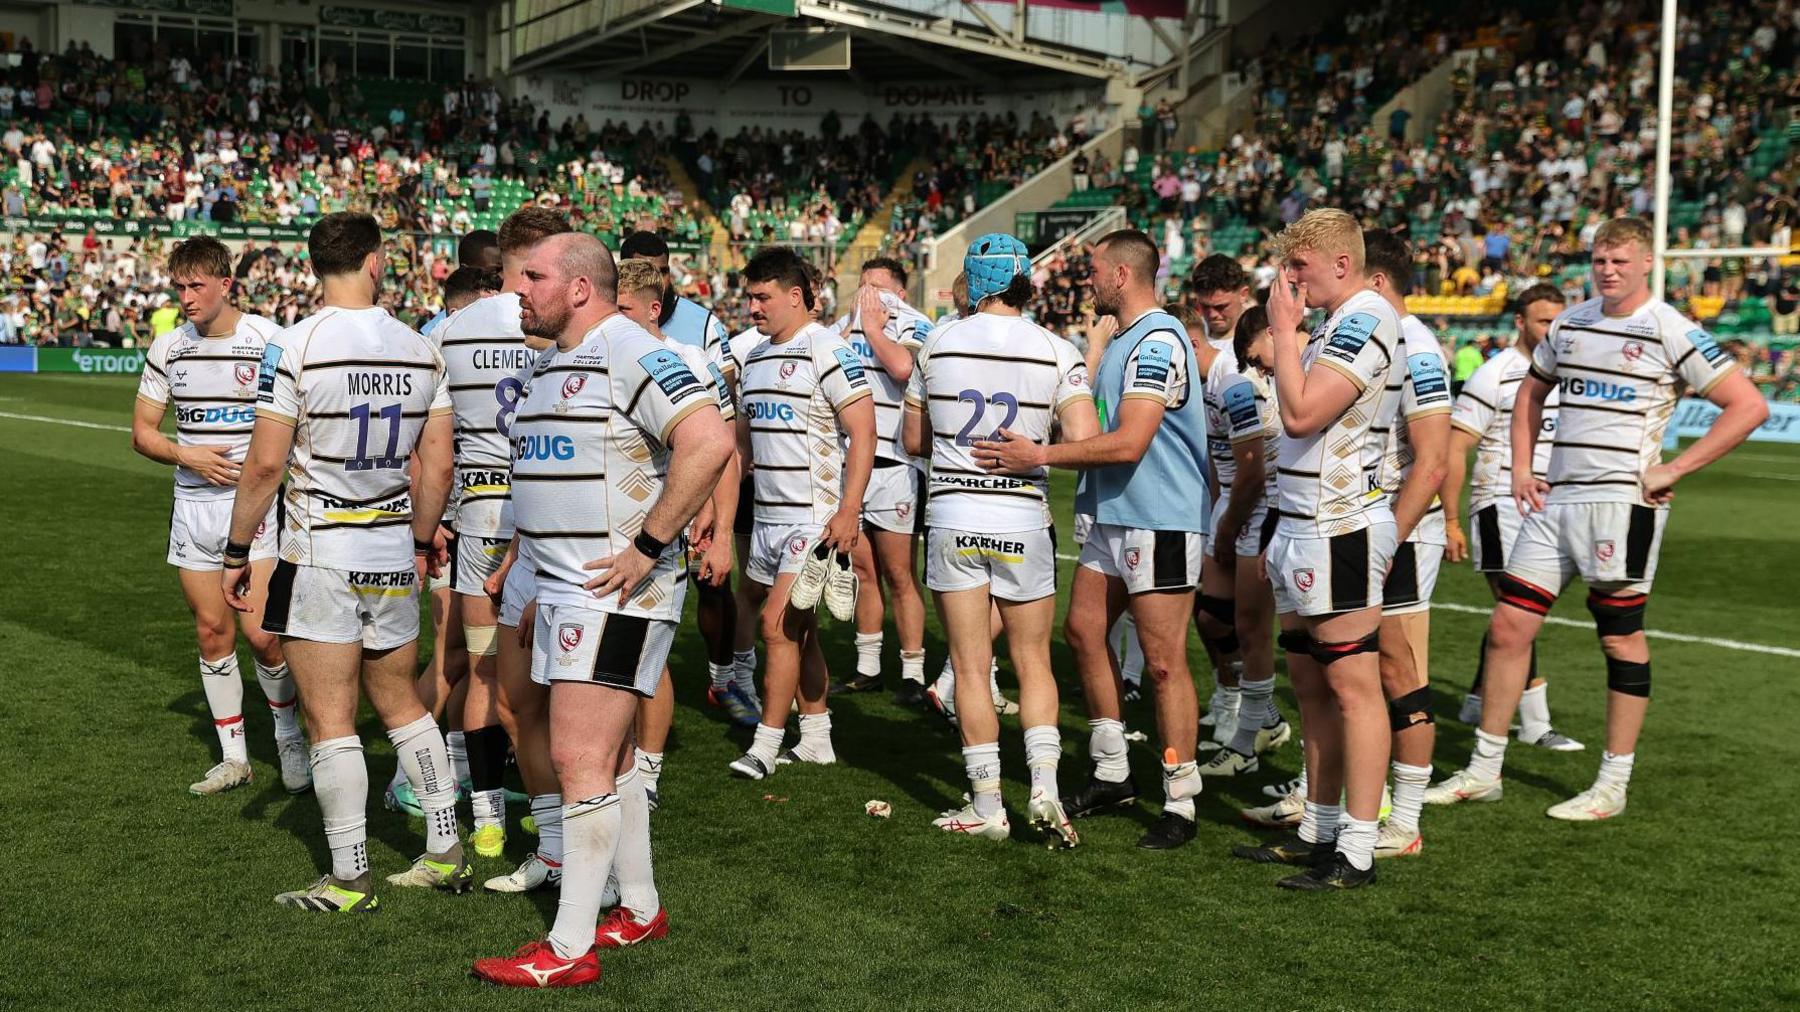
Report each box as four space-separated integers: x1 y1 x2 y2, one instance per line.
1641 463 1679 505
180 444 241 487
221 563 253 613
972 428 1045 474
583 546 656 605
1444 521 1468 563
1513 475 1549 515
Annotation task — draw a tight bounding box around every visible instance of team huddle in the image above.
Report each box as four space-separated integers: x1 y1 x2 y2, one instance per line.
131 203 1768 986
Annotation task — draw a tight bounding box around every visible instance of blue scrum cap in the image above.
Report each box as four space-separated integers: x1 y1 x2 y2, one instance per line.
964 233 1029 306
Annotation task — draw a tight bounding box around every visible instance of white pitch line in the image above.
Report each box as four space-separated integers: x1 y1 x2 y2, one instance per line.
1054 553 1800 659
0 410 131 433
1747 472 1800 482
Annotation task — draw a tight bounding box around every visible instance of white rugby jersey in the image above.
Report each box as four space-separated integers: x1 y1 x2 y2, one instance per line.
738 321 872 525
432 292 537 538
509 314 718 617
1378 315 1454 543
1530 296 1737 506
1202 343 1243 492
666 336 735 424
256 306 451 570
904 313 1090 533
137 313 281 502
839 291 930 467
1451 346 1559 510
1276 288 1402 535
1218 359 1280 509
727 324 769 393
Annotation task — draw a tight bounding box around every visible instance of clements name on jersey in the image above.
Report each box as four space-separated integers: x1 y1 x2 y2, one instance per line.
473 347 536 371
346 371 416 397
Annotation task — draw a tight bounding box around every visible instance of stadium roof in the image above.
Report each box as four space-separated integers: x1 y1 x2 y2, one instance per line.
504 0 1151 86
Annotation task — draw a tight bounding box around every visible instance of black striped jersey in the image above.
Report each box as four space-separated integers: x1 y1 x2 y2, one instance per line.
510 314 717 617
904 313 1090 533
835 291 930 468
738 322 873 525
1277 288 1403 535
1214 356 1280 508
1530 297 1737 506
1202 343 1243 492
1451 346 1559 510
137 313 281 502
431 293 537 538
256 306 451 569
727 324 769 387
1378 315 1455 543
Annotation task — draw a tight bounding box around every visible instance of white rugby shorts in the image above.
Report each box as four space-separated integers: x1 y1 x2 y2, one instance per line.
529 602 675 697
168 496 277 571
745 521 822 586
1505 502 1668 597
862 463 923 535
1381 540 1445 616
1208 500 1279 559
1266 520 1399 618
925 526 1057 601
449 534 510 598
262 561 419 650
1468 500 1522 574
1077 522 1204 595
498 554 537 628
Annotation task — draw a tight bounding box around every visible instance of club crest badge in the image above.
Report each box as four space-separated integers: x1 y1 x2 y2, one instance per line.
1295 568 1315 592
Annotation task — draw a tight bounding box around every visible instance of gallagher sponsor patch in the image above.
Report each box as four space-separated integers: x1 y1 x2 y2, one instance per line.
638 349 704 400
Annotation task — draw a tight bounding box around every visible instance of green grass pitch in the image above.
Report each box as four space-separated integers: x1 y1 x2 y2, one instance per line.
2 372 1797 1010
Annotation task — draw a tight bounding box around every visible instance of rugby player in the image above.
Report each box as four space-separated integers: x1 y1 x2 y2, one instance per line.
836 257 932 704
618 231 745 721
131 236 308 796
471 233 732 987
1361 229 1452 859
1425 217 1767 820
1232 209 1401 889
903 234 1096 846
1196 303 1292 779
975 228 1209 851
429 208 569 863
1440 285 1582 749
1188 254 1258 737
615 257 741 808
223 212 466 911
728 247 876 780
421 230 501 338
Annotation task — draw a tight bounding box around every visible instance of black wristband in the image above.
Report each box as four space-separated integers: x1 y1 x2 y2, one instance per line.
414 536 433 555
633 530 668 558
221 539 252 566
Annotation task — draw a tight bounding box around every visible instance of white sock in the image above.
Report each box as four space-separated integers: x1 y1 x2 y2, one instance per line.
854 631 882 678
1518 682 1552 741
311 735 368 880
732 648 758 682
471 788 505 829
1296 764 1308 798
254 660 300 739
613 768 659 922
635 748 664 796
1299 800 1340 845
1088 717 1130 783
963 742 1003 818
531 793 564 866
1227 677 1275 754
1162 760 1201 821
200 654 248 763
900 649 926 685
934 657 956 701
1210 685 1242 743
1114 613 1144 684
547 793 621 960
388 714 459 853
446 729 471 786
1596 750 1635 790
795 711 835 762
1336 815 1379 871
1389 761 1432 833
708 661 733 691
1468 728 1509 782
1022 725 1061 801
988 661 1004 705
749 723 785 766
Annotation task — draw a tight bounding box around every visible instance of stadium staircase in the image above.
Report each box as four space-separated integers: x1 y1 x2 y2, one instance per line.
835 155 929 294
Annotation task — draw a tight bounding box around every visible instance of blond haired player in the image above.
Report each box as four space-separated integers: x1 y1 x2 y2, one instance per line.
1426 217 1768 820
131 236 308 796
224 212 466 912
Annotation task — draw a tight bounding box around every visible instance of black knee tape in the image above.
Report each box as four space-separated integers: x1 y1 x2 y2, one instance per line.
1309 631 1380 665
1496 573 1557 616
1605 657 1651 698
1586 591 1647 637
1277 630 1314 656
1387 686 1435 731
1197 593 1235 628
